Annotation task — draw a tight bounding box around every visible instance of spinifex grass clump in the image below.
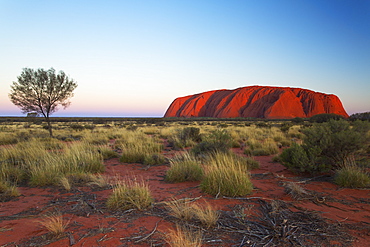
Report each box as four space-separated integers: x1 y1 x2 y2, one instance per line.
334 165 370 188
244 138 279 156
164 198 194 221
192 201 219 228
38 212 69 236
118 130 163 163
166 152 204 182
0 180 20 200
207 151 259 171
0 139 104 187
164 198 219 228
97 145 120 159
201 152 253 197
165 225 202 247
106 179 153 210
0 132 18 145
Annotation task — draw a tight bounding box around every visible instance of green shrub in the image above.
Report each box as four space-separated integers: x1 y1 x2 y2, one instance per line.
334 166 370 188
280 143 328 174
191 129 232 156
303 119 370 168
166 153 204 182
281 119 370 174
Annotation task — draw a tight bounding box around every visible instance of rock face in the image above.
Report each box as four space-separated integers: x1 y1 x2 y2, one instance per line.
164 86 348 119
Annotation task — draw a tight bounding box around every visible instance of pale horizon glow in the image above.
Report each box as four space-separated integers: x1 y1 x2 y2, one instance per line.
1 0 369 117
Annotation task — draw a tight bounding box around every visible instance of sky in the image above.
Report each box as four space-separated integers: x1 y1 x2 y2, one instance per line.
1 0 369 117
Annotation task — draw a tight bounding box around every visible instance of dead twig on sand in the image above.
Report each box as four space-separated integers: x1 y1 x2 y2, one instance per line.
135 219 163 243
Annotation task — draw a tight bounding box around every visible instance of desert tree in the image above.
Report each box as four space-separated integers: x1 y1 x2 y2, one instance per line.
9 68 77 136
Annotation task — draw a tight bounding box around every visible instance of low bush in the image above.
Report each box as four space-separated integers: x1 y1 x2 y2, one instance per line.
279 143 327 174
191 129 232 156
280 119 370 174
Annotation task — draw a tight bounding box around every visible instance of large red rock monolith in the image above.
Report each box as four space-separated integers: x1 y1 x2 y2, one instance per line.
164 86 348 119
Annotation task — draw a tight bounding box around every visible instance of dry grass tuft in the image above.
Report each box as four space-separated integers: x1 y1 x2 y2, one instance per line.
164 198 194 221
59 176 71 191
192 201 219 228
38 212 69 236
283 182 310 200
165 225 202 247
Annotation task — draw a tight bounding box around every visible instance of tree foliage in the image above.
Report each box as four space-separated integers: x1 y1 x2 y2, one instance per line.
9 68 77 136
350 112 370 121
309 113 345 123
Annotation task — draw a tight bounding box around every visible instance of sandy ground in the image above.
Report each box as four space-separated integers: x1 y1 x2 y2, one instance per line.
0 146 369 246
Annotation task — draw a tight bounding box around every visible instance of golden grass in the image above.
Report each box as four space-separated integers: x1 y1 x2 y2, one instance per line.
164 198 194 221
59 176 72 191
38 212 69 236
165 225 202 247
192 201 219 228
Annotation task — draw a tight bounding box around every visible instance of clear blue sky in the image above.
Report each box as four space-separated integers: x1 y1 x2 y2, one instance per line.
1 0 369 117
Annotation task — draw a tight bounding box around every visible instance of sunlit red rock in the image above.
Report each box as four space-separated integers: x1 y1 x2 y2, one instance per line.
164 86 348 119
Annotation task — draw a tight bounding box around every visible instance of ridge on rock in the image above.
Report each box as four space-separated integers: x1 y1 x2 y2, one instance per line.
164 86 348 119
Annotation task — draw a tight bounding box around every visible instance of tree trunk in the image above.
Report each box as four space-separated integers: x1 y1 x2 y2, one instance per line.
46 117 53 137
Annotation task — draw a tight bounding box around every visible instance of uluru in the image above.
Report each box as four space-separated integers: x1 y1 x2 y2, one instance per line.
164 86 348 119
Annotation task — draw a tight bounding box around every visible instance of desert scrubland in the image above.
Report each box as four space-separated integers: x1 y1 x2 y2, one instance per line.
0 117 369 246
